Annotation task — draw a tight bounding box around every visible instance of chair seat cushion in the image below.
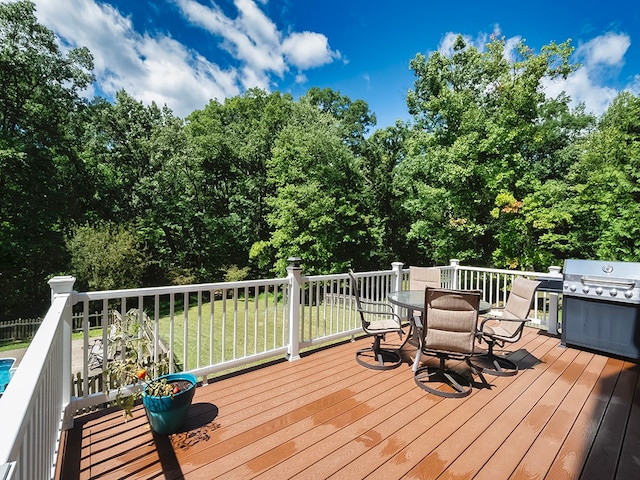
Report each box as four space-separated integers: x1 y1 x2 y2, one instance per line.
482 320 517 339
368 318 403 332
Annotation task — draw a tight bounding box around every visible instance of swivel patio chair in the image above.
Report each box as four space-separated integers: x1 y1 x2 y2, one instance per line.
349 270 408 370
414 288 481 398
409 266 441 326
409 266 441 291
471 276 541 376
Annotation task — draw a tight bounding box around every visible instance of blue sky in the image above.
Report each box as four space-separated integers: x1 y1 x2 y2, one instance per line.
32 0 640 130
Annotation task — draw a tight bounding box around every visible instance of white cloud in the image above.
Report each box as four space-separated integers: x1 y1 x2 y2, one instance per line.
175 0 286 76
503 35 523 63
175 0 338 82
576 32 630 67
543 69 619 116
31 0 339 118
282 31 339 69
545 33 631 116
628 75 640 95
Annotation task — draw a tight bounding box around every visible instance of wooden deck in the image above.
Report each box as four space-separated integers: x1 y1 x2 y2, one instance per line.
57 327 640 479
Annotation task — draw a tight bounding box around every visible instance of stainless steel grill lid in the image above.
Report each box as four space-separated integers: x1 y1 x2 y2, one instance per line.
563 259 640 304
563 259 640 280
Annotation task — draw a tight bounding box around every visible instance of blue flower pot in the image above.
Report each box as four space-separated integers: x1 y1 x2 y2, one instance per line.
142 373 197 435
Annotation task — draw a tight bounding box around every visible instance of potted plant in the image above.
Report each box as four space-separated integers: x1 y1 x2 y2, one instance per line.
105 311 197 435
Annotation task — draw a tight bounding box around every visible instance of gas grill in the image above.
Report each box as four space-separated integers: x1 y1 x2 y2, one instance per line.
562 259 640 361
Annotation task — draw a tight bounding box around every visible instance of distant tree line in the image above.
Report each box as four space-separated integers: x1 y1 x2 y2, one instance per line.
2 1 639 320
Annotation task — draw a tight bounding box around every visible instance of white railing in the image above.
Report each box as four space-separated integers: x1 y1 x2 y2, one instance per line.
0 260 563 479
0 277 75 480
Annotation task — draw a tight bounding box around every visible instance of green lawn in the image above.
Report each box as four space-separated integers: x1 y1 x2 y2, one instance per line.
155 292 289 371
155 292 356 372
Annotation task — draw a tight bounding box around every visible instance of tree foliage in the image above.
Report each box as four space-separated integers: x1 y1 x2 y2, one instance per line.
251 100 379 274
66 222 148 291
2 6 640 321
0 0 93 319
400 34 594 269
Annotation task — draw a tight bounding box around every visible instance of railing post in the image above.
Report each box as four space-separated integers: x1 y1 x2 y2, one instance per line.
450 259 460 289
391 262 404 317
392 262 404 292
287 257 303 362
48 276 77 429
547 266 562 336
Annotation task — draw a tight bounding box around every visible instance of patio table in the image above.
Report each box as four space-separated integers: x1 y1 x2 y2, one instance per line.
387 290 491 316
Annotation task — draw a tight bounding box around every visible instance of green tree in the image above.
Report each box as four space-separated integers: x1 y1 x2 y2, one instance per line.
359 121 412 265
78 92 196 283
399 34 592 269
66 222 148 291
0 0 94 320
251 100 378 274
305 87 376 153
185 89 296 278
528 92 640 263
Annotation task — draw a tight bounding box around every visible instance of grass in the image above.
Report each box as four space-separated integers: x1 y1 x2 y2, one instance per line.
155 292 289 371
0 340 30 352
154 292 358 373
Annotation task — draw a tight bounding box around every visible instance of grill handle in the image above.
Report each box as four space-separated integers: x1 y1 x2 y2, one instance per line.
580 276 635 289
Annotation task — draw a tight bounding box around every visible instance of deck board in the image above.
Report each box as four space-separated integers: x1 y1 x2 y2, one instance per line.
57 328 640 480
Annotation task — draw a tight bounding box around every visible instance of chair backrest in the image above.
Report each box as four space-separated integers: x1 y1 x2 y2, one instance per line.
503 276 541 319
410 266 441 291
498 276 541 337
348 270 368 327
423 288 481 356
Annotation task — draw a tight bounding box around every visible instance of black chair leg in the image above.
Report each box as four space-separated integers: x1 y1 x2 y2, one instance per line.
414 357 473 398
356 335 403 370
470 342 518 376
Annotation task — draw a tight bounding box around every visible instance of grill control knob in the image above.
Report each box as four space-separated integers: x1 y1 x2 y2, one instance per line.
610 289 618 297
569 284 577 292
582 285 589 293
596 287 603 295
625 290 634 299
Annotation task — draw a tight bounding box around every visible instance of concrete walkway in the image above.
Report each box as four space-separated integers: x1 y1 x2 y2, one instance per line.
1 338 92 374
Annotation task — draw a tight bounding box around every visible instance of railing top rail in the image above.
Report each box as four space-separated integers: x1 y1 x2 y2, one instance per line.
75 270 398 301
448 264 563 279
77 277 289 300
307 269 394 282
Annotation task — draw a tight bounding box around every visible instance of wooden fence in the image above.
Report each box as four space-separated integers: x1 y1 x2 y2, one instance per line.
0 318 43 343
1 313 107 344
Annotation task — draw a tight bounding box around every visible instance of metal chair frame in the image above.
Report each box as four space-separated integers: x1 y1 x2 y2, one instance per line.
471 276 541 376
349 270 409 370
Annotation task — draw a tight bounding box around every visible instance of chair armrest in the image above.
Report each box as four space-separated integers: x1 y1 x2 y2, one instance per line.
479 313 528 330
358 298 394 311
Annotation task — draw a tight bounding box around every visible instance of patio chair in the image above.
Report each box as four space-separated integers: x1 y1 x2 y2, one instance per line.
349 270 408 370
414 288 481 398
470 276 541 376
409 266 441 291
409 266 442 327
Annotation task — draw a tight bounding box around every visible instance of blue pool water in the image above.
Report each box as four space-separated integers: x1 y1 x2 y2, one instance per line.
0 358 16 394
